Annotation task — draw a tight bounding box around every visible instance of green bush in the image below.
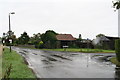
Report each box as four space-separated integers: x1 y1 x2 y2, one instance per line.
115 39 120 62
35 41 44 48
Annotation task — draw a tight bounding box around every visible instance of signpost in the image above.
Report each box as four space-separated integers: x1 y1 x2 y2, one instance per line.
2 40 5 46
63 46 68 51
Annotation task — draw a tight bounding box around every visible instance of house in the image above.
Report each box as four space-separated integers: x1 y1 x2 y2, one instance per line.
76 39 94 49
105 36 119 50
93 36 119 50
56 34 76 48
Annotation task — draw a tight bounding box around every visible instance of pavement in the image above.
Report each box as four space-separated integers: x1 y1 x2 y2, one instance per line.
0 45 3 56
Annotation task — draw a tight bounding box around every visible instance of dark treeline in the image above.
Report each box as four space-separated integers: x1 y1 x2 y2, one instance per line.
2 30 60 49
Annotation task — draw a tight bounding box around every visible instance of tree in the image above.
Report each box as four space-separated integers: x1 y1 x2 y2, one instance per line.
113 0 120 9
29 33 43 48
41 30 57 48
29 33 41 45
37 41 44 48
18 32 30 44
115 39 120 62
96 34 105 37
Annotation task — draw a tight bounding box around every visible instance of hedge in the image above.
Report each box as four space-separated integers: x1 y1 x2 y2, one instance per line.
115 39 120 62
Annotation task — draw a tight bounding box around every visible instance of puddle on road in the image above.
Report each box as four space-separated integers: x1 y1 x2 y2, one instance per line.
43 65 54 68
51 54 72 61
22 50 28 53
42 60 52 64
47 57 57 61
91 55 115 66
100 56 112 62
92 55 104 57
19 51 26 56
32 53 37 55
41 55 57 61
68 53 79 57
70 54 78 55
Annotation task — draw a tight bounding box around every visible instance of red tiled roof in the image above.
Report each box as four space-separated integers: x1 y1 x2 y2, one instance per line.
56 34 76 41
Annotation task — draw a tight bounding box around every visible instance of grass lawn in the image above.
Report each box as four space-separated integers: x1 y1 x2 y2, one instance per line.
41 48 115 53
110 57 120 67
0 56 2 79
2 48 36 78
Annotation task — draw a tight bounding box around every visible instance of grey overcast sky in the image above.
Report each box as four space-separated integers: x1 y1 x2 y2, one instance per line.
0 0 118 39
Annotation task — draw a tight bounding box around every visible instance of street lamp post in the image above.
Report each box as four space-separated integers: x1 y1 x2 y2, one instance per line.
9 12 15 52
87 38 89 52
87 38 89 67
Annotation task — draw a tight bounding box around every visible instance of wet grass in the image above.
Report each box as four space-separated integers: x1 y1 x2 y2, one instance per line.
110 57 120 67
41 48 115 53
2 48 36 78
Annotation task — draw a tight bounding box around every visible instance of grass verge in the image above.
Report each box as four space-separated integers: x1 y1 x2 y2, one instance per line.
41 48 115 53
0 56 2 79
2 48 36 78
16 45 115 53
110 57 120 67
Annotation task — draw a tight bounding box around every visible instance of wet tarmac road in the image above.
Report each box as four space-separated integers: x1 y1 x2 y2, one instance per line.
12 47 120 78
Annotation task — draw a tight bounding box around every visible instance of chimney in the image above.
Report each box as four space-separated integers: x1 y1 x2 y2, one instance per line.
79 34 81 39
